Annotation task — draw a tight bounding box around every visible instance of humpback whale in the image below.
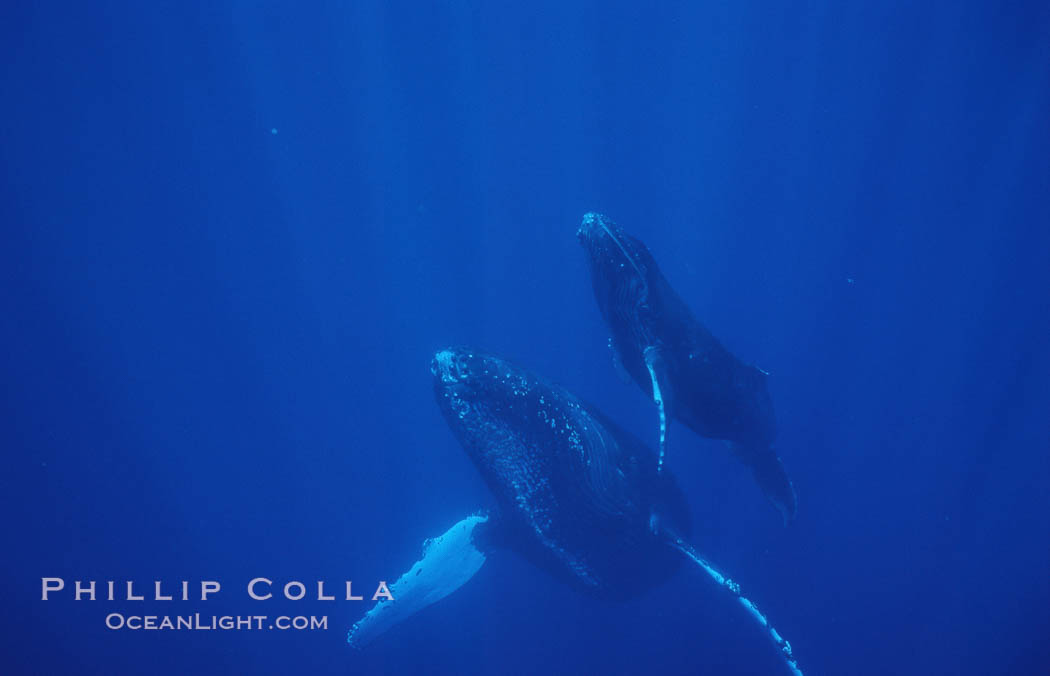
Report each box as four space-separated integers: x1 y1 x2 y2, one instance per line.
576 212 798 523
348 348 804 676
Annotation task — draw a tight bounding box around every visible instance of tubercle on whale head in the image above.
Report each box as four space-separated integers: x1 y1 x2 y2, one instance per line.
576 212 620 255
431 348 471 385
575 211 608 241
431 348 488 438
575 212 652 279
430 347 518 404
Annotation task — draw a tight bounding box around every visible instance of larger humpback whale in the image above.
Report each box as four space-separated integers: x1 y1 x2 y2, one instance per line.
577 212 798 523
348 347 804 675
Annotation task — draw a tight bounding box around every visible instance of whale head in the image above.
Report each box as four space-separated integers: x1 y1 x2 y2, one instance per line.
430 347 537 465
430 347 500 403
576 212 658 322
576 212 655 281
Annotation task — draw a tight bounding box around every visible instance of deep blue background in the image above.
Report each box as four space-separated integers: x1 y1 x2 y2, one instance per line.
3 2 1048 674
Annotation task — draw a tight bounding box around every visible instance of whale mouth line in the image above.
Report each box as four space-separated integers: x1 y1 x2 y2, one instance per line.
602 222 645 280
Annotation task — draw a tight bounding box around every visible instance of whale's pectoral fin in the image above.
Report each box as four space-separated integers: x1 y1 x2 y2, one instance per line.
730 442 798 524
643 346 674 474
660 528 805 676
348 513 491 648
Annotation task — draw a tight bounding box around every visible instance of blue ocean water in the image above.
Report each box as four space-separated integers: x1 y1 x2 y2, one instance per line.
3 2 1048 674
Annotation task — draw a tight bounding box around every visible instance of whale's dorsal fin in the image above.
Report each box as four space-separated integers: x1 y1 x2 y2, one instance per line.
658 526 805 676
643 345 674 474
348 513 491 648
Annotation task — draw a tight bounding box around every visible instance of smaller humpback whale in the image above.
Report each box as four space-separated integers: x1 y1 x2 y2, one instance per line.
348 348 804 676
576 212 798 523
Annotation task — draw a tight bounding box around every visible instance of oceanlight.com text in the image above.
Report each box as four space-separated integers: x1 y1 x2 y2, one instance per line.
104 613 328 631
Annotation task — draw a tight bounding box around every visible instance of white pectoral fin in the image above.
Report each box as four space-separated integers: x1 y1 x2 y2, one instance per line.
347 513 490 648
665 532 804 676
643 346 673 474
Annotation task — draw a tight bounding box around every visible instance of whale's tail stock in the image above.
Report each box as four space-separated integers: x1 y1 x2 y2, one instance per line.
730 441 799 525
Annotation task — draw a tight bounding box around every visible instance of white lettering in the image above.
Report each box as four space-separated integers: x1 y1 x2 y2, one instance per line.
283 581 306 600
126 581 144 601
75 580 95 601
372 580 393 601
154 581 172 601
41 577 64 600
201 581 220 600
248 578 272 600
